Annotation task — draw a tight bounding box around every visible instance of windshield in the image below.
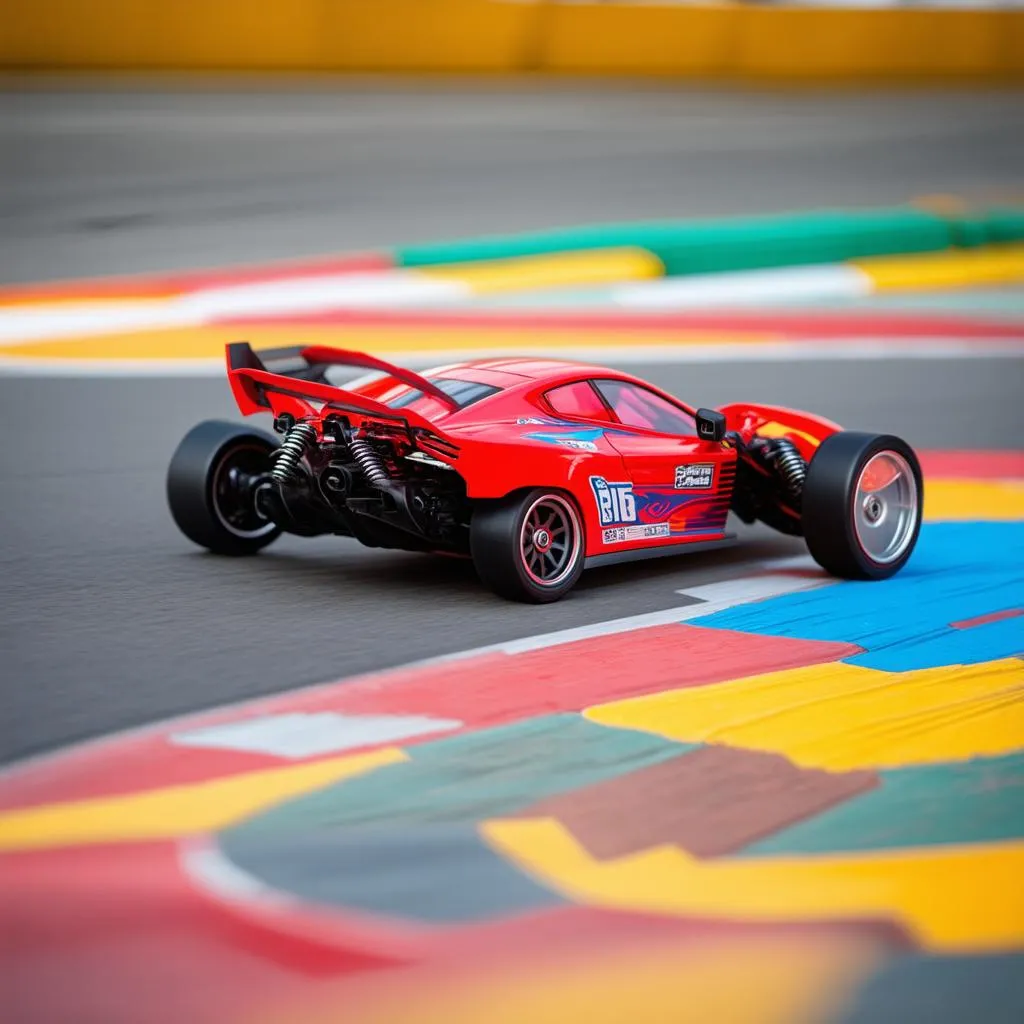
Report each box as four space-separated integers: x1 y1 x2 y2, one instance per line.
594 379 696 436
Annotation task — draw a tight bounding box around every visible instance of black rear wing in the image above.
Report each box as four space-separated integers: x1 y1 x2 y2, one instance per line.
225 342 461 463
226 341 460 411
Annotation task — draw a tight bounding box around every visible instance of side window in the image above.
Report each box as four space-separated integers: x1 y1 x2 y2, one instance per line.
594 380 696 435
545 381 614 422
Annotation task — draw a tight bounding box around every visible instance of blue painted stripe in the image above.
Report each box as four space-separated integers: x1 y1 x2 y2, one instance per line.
689 523 1024 671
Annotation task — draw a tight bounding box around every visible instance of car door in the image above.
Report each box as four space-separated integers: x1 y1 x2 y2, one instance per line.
590 378 737 544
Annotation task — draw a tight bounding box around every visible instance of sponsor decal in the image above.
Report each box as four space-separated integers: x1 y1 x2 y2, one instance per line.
554 438 598 452
590 476 637 527
674 463 715 490
516 417 547 425
602 523 671 544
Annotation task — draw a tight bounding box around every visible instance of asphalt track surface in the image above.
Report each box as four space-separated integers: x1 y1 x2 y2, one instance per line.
2 358 1021 765
2 80 1024 283
1 82 1023 764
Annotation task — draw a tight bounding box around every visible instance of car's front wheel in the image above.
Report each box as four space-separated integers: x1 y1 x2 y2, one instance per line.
802 431 923 580
470 489 585 603
167 420 282 556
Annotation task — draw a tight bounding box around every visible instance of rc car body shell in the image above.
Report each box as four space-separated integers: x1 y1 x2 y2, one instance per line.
223 342 844 564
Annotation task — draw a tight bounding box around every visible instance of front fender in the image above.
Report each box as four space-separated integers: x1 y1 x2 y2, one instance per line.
719 402 842 461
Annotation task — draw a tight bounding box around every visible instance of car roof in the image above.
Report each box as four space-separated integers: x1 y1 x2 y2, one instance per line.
425 357 621 388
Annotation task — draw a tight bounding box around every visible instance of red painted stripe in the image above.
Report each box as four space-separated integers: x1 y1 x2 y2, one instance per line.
0 842 369 1024
0 253 393 304
0 841 910 1024
307 626 858 727
0 741 288 812
0 626 857 810
919 450 1024 479
215 307 1024 340
188 868 911 974
950 608 1023 630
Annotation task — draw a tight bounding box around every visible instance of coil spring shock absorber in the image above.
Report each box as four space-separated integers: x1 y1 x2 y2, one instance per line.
765 437 807 503
270 422 317 483
349 435 390 486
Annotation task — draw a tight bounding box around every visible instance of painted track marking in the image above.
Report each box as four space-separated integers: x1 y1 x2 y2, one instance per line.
0 558 834 783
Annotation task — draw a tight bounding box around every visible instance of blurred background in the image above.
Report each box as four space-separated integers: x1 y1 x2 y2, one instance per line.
2 3 1023 1023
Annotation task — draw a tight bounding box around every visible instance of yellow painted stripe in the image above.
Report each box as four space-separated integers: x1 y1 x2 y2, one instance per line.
854 243 1024 291
288 933 885 1024
416 247 664 295
0 291 181 309
0 323 775 362
585 658 1024 772
482 818 1024 953
926 478 1024 521
0 747 404 851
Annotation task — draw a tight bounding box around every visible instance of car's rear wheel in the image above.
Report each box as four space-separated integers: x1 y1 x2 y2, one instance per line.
801 431 923 580
470 489 585 603
167 420 282 556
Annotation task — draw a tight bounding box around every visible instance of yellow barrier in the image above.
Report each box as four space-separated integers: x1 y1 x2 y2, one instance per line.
737 7 1024 79
0 0 537 72
542 4 1024 79
2 1 1023 79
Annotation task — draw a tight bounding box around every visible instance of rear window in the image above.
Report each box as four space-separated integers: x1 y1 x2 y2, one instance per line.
385 377 501 410
545 381 614 422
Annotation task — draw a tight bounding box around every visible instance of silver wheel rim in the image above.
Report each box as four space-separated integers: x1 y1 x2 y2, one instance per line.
211 444 277 540
853 451 918 565
520 494 581 587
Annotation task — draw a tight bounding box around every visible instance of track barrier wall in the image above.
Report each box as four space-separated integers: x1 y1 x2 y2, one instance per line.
3 1 1023 79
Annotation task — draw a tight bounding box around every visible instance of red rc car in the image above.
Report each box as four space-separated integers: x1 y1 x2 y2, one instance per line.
167 343 924 603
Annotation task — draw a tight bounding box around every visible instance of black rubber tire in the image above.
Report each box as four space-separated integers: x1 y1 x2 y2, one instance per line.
802 431 923 580
470 488 585 603
167 420 282 556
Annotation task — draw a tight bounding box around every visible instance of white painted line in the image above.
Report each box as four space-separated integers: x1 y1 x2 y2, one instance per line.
0 357 226 376
0 299 196 343
170 711 461 759
187 272 469 318
0 272 471 345
406 559 834 664
181 840 295 909
613 264 872 309
179 837 433 956
500 568 834 655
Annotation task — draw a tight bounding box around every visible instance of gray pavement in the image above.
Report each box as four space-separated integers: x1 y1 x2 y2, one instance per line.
1 81 1023 764
2 79 1023 283
1 357 1021 764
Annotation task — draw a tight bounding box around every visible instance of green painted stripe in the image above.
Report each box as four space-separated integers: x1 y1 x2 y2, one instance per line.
224 714 691 836
740 751 1024 857
947 208 1024 248
983 207 1024 244
395 205 1024 277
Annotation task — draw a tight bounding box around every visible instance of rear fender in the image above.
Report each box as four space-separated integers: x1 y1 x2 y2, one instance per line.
458 440 632 558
